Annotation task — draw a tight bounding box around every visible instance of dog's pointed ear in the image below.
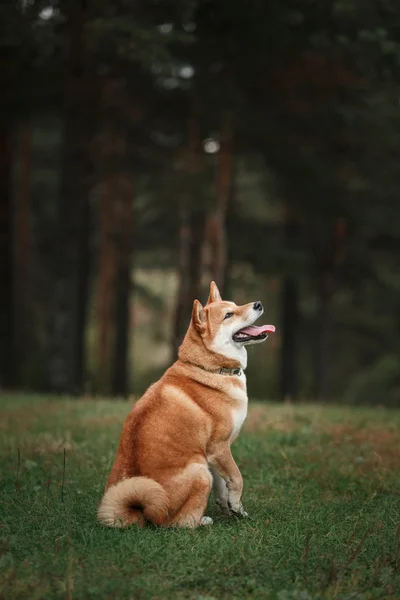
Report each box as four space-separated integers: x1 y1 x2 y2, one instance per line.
192 299 206 333
206 281 222 305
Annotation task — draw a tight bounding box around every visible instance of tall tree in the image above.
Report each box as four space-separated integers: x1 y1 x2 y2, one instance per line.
206 112 234 291
48 0 92 393
309 219 347 400
280 210 300 402
14 122 32 382
0 2 19 387
0 122 14 388
173 112 205 355
112 176 135 397
97 176 116 394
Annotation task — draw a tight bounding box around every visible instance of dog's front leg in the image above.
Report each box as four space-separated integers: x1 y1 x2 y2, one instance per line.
208 444 248 517
210 465 230 515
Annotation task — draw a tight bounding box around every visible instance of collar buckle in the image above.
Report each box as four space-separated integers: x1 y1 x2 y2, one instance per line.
219 367 242 377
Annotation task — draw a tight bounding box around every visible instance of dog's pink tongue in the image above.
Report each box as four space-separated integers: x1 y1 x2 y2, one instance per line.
239 325 276 336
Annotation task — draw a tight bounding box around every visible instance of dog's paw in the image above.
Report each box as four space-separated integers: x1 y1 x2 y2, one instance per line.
227 502 248 518
217 505 232 517
216 499 231 516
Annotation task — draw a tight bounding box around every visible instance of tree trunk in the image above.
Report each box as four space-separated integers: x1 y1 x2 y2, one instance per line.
202 113 233 293
280 213 299 401
314 219 346 401
97 178 116 393
48 0 91 394
0 126 14 388
188 211 206 302
172 206 206 356
173 206 191 356
211 114 233 290
75 168 91 392
315 273 334 401
221 165 238 302
14 123 32 382
280 278 299 402
96 78 133 394
0 40 17 388
186 113 205 304
172 114 205 356
112 177 135 397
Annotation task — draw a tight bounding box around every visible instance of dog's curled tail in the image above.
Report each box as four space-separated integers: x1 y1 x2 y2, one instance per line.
97 477 169 528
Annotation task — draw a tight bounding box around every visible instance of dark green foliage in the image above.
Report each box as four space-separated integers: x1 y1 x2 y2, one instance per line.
3 0 400 401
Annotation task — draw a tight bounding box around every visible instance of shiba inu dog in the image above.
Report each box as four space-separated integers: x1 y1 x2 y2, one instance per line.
98 282 275 529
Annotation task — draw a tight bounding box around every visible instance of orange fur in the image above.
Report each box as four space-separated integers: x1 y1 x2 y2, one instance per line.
98 282 271 528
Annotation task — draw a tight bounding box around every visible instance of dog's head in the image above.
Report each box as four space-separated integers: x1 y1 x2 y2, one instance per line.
190 282 275 368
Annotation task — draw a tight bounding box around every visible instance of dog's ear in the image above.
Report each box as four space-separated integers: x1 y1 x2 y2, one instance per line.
192 299 206 333
206 281 222 305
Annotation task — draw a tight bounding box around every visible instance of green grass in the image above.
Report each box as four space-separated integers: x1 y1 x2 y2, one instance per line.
1 395 400 599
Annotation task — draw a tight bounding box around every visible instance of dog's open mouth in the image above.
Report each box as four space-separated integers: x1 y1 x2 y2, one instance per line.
232 324 276 344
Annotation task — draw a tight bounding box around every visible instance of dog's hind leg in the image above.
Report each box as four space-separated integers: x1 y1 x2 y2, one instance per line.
164 463 213 529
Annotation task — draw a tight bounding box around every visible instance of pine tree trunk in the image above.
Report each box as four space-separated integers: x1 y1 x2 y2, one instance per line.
97 179 116 393
280 213 299 401
186 113 205 304
75 169 91 391
0 41 17 388
172 206 206 356
222 165 237 301
188 211 206 302
173 206 191 356
210 113 233 290
314 219 346 401
280 278 299 401
172 114 205 356
48 0 91 394
0 125 14 388
202 113 233 293
14 123 32 382
96 80 132 395
316 273 334 401
112 176 135 397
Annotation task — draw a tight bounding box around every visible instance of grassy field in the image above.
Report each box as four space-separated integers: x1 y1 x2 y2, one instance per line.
0 395 399 600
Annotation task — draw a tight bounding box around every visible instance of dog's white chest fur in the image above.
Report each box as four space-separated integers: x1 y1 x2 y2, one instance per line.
230 403 248 440
227 375 248 441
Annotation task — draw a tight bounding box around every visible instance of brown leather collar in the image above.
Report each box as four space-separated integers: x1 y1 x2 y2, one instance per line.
218 367 242 376
183 360 242 377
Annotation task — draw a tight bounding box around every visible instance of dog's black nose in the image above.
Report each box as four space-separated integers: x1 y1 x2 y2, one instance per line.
254 301 263 311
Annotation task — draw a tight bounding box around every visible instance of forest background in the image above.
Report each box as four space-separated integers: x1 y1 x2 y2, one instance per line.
2 0 400 406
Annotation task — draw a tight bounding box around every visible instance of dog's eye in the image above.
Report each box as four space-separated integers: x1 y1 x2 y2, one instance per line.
224 312 234 320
